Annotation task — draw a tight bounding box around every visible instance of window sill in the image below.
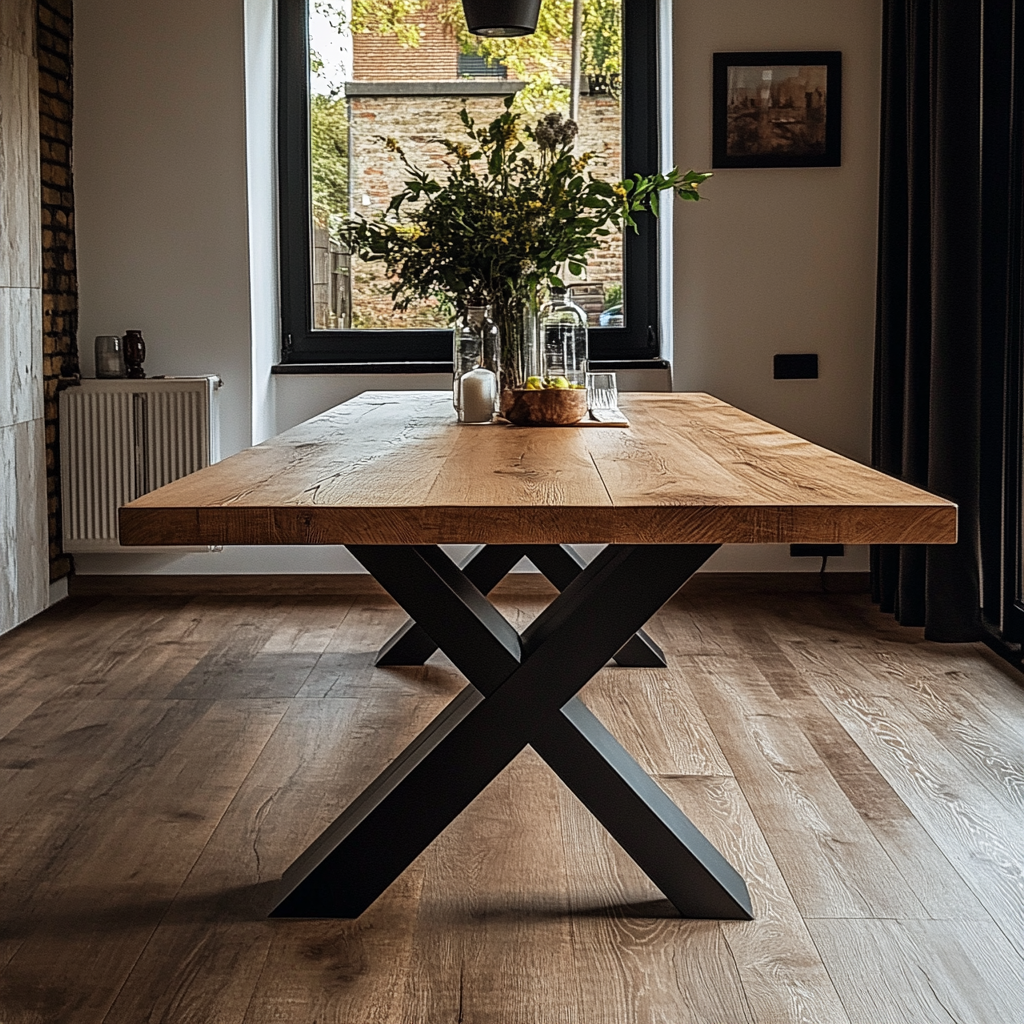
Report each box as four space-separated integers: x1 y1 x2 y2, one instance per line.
271 359 670 375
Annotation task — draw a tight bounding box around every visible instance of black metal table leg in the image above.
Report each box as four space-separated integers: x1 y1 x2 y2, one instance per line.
528 545 667 667
375 543 666 668
271 543 752 922
375 544 523 666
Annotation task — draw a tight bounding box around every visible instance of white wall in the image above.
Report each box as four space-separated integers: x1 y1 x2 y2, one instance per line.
1 1 49 633
72 0 880 576
672 0 881 572
75 0 255 460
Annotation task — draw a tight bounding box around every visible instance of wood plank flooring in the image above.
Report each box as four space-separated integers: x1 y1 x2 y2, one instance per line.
0 579 1022 1023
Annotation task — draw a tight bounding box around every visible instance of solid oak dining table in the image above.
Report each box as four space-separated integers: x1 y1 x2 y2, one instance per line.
119 390 957 921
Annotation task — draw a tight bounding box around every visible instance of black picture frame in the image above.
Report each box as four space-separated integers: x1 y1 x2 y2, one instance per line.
712 51 842 168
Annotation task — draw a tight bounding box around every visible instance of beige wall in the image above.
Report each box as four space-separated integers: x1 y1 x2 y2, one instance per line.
671 0 881 572
1 1 49 632
672 1 881 464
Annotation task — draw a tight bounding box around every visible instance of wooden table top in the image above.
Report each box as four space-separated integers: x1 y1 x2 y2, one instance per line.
118 391 957 547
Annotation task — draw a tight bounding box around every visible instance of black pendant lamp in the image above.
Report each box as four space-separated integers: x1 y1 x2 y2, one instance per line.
461 0 541 37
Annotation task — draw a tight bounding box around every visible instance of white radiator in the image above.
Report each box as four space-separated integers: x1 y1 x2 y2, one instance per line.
59 376 221 552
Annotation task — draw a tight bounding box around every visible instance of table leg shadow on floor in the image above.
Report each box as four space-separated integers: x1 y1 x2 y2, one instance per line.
270 542 753 922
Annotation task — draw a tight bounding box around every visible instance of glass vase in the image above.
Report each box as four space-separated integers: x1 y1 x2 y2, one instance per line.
539 287 588 387
453 306 500 423
492 288 542 407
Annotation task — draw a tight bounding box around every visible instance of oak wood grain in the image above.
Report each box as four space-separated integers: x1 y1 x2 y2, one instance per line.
807 918 1024 1024
0 698 287 1024
683 654 931 920
663 775 851 1024
797 670 1024 957
119 391 957 547
555 774 757 1024
400 749 580 1024
580 666 733 778
709 616 990 921
1 589 1020 1022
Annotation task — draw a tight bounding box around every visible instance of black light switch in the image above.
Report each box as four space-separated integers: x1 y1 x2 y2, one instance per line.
774 353 819 379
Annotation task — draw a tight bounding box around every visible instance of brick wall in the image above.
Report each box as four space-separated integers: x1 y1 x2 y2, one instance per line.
350 1 569 83
353 4 459 82
37 0 79 581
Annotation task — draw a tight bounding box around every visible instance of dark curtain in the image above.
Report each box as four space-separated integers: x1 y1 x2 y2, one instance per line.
872 0 1018 641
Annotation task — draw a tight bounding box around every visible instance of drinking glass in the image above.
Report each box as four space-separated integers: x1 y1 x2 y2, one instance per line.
586 371 618 410
94 335 125 378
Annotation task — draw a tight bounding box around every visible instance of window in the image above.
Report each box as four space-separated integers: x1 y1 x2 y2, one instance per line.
278 0 662 365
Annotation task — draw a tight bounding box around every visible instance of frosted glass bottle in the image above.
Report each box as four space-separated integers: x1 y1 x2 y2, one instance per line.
453 306 500 423
539 287 588 386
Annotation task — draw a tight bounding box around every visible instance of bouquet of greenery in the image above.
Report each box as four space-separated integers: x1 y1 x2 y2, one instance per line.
347 97 710 386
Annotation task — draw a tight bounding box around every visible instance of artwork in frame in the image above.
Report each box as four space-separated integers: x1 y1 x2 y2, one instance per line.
712 51 842 168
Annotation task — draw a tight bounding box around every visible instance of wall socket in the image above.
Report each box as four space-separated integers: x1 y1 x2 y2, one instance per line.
790 544 844 558
774 354 819 379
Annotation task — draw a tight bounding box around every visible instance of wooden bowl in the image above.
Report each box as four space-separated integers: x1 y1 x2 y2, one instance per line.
502 387 588 426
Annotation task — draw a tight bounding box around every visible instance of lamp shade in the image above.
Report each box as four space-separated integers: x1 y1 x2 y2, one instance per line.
461 0 541 37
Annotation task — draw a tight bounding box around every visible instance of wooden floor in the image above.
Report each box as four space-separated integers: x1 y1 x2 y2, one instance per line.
0 578 1022 1023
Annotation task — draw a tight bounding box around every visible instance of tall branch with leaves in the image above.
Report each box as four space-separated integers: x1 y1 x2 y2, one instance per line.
346 99 709 383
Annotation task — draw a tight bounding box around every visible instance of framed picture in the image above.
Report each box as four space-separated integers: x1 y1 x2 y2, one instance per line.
712 51 842 168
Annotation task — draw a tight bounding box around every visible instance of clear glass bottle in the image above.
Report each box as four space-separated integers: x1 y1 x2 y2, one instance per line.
453 306 500 423
539 287 588 386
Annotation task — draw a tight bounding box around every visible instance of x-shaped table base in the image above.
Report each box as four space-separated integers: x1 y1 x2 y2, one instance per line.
376 544 667 669
270 542 753 921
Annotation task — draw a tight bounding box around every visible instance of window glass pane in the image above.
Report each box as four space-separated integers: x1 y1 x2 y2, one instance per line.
309 0 624 331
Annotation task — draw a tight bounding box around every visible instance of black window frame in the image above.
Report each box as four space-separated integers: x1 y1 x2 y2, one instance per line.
277 0 663 366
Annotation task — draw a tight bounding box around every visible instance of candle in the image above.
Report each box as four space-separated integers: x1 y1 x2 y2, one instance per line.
459 367 497 423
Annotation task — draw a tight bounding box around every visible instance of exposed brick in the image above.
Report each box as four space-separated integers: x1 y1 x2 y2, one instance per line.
41 163 67 187
38 49 70 76
40 94 70 120
38 0 79 581
48 0 73 19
